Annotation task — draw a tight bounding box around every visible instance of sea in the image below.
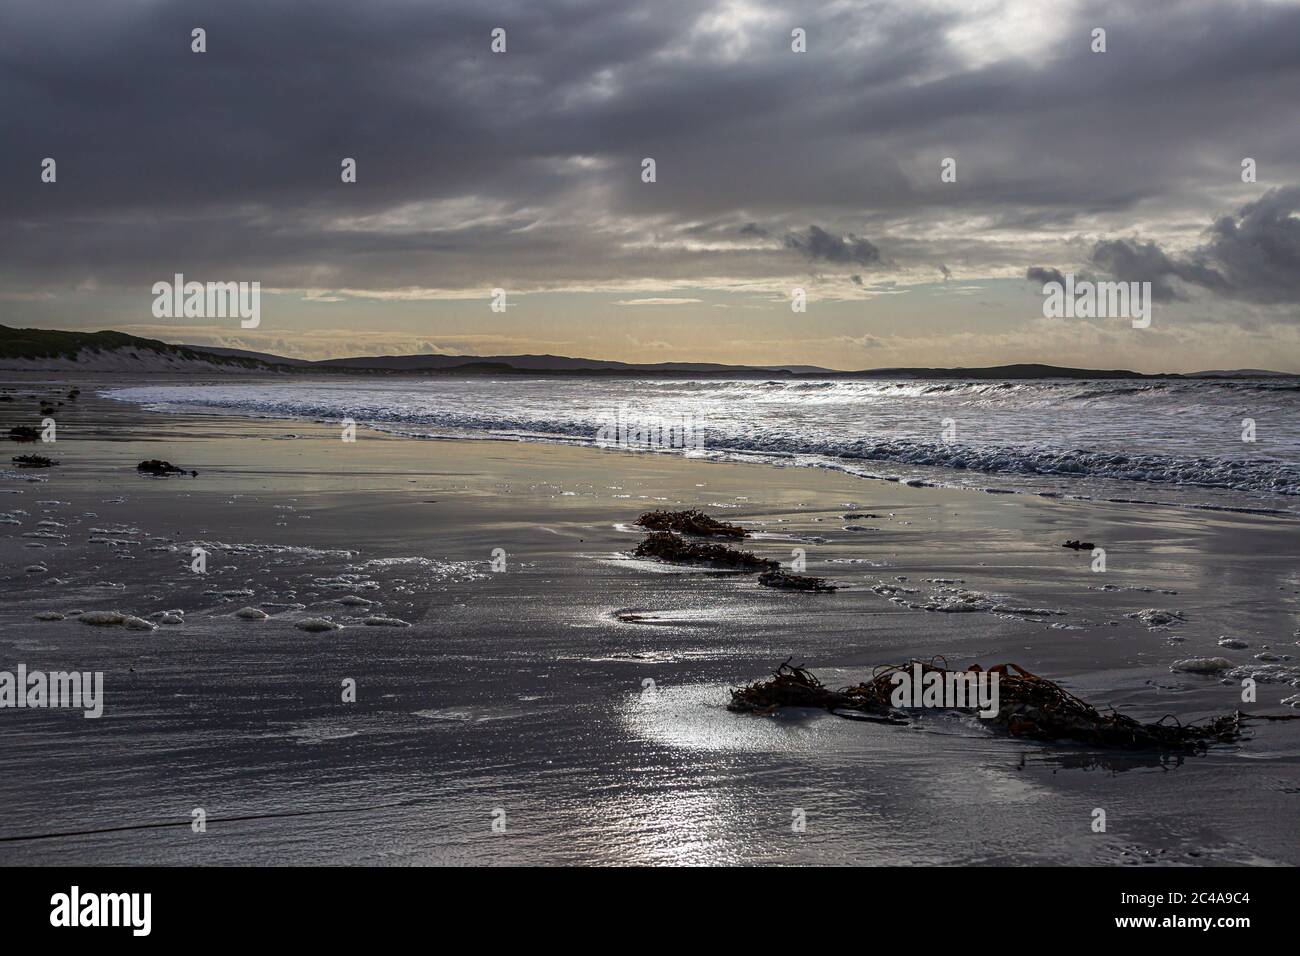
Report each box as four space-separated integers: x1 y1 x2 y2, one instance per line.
106 376 1300 514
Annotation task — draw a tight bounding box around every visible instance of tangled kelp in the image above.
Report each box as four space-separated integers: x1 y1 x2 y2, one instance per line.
633 531 777 570
137 459 198 477
12 454 57 468
757 569 838 592
635 509 748 538
730 659 1297 751
628 510 838 591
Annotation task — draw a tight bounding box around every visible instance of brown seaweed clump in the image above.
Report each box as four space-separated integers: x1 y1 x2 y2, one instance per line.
137 459 198 477
635 509 748 538
7 426 40 442
727 661 905 724
12 454 57 468
757 569 838 592
729 659 1297 751
633 531 777 570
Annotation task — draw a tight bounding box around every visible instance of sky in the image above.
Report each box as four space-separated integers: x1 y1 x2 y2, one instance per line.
2 0 1299 372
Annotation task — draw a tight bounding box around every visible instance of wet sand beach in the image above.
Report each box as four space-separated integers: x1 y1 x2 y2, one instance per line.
2 374 1298 865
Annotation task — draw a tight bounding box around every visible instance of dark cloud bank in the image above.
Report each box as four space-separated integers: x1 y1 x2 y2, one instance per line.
0 0 1298 321
1029 187 1300 304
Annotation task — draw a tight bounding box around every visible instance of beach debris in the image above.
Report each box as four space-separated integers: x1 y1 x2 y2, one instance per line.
1128 608 1185 628
262 602 306 613
233 606 269 620
633 531 777 570
137 459 198 477
7 426 40 442
73 610 155 630
1224 662 1300 685
363 616 410 627
757 569 838 592
877 583 1066 617
12 454 57 468
1170 657 1232 674
1062 539 1095 550
730 658 1298 751
634 509 748 538
295 617 341 632
77 611 126 626
1090 584 1178 595
843 513 877 520
33 611 65 621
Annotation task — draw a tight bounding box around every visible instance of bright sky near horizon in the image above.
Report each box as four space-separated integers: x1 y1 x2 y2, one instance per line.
2 0 1299 372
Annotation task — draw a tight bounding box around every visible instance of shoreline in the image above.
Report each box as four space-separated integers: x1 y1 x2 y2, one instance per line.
2 375 1299 865
96 373 1300 519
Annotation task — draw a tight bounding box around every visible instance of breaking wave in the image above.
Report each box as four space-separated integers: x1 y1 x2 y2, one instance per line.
104 376 1300 510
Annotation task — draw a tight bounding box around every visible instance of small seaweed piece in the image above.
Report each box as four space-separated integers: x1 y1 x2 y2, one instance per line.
1063 539 1096 550
633 531 776 570
635 509 748 538
137 459 198 477
12 454 57 468
757 569 837 592
7 426 40 442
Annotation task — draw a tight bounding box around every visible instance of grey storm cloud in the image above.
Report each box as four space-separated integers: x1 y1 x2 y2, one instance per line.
784 226 881 267
1201 186 1300 304
1081 188 1300 304
0 0 1298 307
1088 239 1223 302
1026 267 1066 287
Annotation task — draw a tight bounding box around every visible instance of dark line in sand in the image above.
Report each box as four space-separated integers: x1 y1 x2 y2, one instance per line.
0 801 412 844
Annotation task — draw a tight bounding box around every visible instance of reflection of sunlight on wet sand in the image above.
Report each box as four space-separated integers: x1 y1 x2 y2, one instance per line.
598 684 836 864
594 553 756 575
621 682 1015 756
624 683 857 755
580 780 751 866
607 683 1062 864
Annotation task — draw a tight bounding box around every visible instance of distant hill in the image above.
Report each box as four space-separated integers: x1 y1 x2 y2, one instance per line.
0 325 286 372
1190 368 1296 378
185 345 312 366
3 325 1297 379
311 352 831 374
